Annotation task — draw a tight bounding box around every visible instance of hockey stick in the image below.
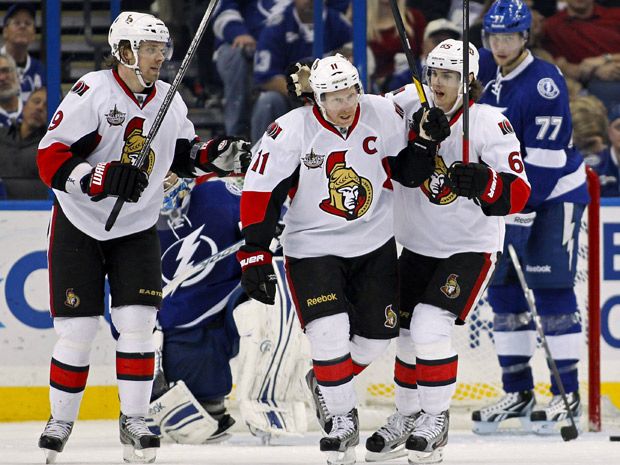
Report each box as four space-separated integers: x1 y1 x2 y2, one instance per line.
462 0 470 163
104 0 220 231
507 244 579 441
388 0 429 110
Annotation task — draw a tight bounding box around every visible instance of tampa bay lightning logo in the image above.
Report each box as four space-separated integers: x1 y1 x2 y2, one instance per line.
537 78 560 100
161 225 218 289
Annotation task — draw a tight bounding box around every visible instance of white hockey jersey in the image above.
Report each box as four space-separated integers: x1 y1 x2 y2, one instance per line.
38 69 196 240
242 94 408 258
386 85 529 258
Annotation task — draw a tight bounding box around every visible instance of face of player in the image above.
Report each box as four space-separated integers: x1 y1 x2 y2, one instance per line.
2 10 36 48
428 68 460 112
137 41 168 84
322 87 360 128
609 118 620 152
0 57 19 100
488 32 526 68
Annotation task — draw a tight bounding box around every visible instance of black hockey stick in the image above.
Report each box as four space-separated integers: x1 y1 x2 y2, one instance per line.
462 0 470 163
104 0 220 231
508 244 579 441
389 0 429 109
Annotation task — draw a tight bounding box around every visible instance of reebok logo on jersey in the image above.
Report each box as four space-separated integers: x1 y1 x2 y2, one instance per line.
526 265 552 273
307 293 337 307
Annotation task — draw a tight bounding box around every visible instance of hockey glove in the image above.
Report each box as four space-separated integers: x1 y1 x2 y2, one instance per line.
237 246 278 305
411 107 450 142
80 161 148 202
192 136 252 177
285 62 314 104
448 162 503 203
392 139 437 188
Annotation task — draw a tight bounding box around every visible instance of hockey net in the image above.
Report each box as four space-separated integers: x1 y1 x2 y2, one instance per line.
354 168 602 431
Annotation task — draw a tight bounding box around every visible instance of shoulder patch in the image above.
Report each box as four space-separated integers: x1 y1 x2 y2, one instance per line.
71 80 90 96
536 78 559 100
393 102 404 119
498 118 514 135
266 122 283 139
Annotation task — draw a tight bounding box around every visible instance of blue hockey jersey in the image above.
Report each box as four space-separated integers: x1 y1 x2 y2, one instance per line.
158 180 243 330
478 48 589 209
253 3 352 85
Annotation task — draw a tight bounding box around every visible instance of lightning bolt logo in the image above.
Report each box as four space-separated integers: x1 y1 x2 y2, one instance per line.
174 225 205 277
562 203 575 270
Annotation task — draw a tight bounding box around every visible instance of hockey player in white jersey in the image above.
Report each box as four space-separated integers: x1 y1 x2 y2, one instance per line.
237 53 433 465
36 11 251 464
367 40 530 464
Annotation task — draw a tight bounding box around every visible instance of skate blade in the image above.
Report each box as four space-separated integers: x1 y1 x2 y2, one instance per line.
472 421 500 435
365 444 407 462
531 419 580 436
408 447 444 465
472 417 533 435
43 449 58 464
122 445 157 463
326 446 356 465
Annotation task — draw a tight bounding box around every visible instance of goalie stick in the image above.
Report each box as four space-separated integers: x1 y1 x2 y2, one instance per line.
105 0 220 231
508 244 579 441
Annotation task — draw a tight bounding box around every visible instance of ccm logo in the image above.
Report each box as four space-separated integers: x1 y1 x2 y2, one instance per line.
240 255 266 267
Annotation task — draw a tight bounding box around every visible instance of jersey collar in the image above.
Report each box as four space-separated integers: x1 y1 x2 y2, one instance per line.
312 104 361 140
112 69 157 109
448 99 475 127
496 50 534 83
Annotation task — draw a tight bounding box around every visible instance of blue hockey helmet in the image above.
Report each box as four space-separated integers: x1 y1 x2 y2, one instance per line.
483 0 532 35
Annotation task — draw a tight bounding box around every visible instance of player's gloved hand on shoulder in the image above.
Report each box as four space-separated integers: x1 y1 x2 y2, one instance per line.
448 162 502 203
411 107 450 142
392 138 437 188
80 161 148 202
237 245 278 305
285 61 314 104
194 136 252 177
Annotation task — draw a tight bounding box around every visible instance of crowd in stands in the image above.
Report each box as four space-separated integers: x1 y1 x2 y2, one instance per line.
0 0 619 199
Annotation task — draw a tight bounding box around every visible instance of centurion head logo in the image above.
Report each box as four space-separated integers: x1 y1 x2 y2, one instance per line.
420 155 457 205
121 117 155 174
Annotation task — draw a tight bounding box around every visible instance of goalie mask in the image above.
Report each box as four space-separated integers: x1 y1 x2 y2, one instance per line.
108 11 173 88
309 54 363 119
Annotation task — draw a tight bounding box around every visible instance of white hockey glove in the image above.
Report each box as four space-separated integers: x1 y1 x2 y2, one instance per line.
285 62 314 104
192 136 252 177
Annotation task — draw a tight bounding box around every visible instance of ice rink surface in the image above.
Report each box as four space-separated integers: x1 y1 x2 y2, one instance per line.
1 420 619 465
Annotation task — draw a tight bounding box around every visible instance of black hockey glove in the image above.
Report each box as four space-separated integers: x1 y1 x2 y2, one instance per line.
392 139 437 188
237 245 278 305
411 107 450 142
285 61 315 104
80 161 148 202
193 136 252 177
448 162 502 203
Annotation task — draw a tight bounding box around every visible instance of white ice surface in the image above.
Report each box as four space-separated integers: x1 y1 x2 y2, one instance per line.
1 420 618 465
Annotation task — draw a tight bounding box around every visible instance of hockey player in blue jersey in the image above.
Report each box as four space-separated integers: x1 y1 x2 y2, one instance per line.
148 173 244 444
471 0 590 435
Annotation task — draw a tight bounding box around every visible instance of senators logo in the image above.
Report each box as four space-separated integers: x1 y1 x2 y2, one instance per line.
384 304 397 329
440 274 461 299
420 155 457 205
120 117 155 174
319 151 372 220
71 80 90 96
266 122 283 139
64 288 80 308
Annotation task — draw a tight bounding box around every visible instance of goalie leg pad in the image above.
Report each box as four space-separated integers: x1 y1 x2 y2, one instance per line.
147 380 218 444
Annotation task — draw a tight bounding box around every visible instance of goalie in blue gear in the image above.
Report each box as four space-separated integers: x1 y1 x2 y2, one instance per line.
473 0 589 435
148 172 245 444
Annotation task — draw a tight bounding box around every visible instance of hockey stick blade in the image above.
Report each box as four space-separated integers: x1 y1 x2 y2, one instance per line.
560 425 579 442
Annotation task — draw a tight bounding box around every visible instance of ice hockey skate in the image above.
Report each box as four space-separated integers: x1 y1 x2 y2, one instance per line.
530 391 581 435
306 369 332 434
38 417 74 464
365 410 419 461
319 408 359 465
406 410 449 464
471 390 536 434
119 414 160 463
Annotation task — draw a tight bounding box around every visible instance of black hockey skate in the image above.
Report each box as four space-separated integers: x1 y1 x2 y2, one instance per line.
306 369 332 434
38 417 74 464
406 410 449 464
471 390 536 434
319 408 359 465
365 410 419 462
530 391 581 435
119 413 160 463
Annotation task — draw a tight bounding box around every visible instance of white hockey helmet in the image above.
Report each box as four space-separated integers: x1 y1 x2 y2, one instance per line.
426 39 480 86
108 11 172 87
309 53 362 109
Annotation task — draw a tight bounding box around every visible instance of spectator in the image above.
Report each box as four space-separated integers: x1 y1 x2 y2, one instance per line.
0 52 21 127
250 0 352 143
0 86 48 199
365 0 426 92
596 106 620 196
541 0 620 112
570 94 609 166
1 2 45 102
